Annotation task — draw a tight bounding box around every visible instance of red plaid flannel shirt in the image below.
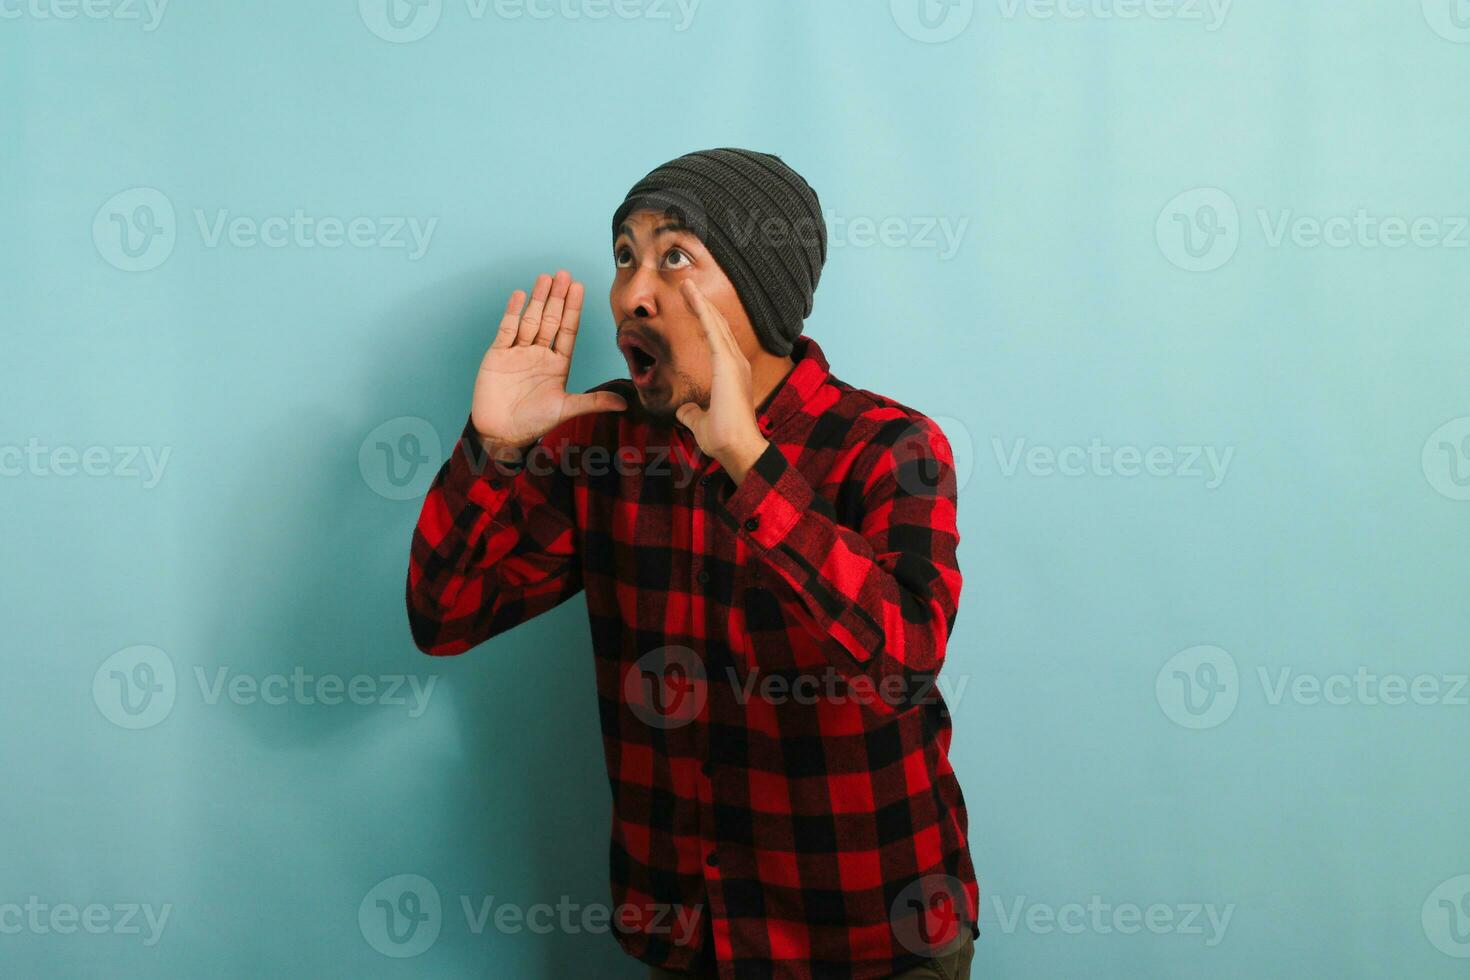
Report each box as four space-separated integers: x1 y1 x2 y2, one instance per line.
406 336 978 978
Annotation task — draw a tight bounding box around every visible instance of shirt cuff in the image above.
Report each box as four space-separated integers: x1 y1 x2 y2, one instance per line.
720 441 813 549
444 416 530 510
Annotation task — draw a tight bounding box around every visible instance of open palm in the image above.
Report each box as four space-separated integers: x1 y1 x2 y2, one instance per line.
472 270 626 455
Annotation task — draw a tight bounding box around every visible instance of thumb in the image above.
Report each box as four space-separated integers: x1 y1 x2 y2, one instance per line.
562 390 628 419
674 402 705 431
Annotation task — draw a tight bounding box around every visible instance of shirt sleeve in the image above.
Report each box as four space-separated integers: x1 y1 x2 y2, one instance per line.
717 414 962 717
405 414 583 655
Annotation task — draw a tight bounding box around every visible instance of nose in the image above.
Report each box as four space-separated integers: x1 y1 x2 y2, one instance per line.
617 263 659 322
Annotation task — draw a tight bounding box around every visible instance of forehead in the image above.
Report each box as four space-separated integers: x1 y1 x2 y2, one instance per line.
615 208 697 241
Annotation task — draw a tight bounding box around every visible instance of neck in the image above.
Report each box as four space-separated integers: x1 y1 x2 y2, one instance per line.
750 353 796 411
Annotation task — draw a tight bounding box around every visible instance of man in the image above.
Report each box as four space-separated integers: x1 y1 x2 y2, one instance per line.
406 148 978 979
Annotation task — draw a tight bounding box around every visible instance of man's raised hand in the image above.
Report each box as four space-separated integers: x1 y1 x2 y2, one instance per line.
471 270 626 460
673 278 769 484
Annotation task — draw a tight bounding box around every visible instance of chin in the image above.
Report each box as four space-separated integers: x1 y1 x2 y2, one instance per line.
633 386 681 426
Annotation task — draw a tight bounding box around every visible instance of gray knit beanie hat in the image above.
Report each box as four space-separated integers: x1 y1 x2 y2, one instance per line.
610 147 826 356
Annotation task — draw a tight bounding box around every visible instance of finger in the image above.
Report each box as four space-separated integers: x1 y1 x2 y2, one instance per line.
562 390 628 420
515 272 553 345
680 279 739 360
674 401 706 431
491 289 527 349
535 269 571 347
679 280 718 366
680 282 742 397
553 280 586 356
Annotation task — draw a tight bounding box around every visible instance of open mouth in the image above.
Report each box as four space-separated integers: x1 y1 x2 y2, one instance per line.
618 333 662 385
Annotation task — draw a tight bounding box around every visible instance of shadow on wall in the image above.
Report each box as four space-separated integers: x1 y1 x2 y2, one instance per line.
191 264 646 978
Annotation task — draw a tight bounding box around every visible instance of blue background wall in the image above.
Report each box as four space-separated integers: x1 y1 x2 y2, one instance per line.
4 1 1469 976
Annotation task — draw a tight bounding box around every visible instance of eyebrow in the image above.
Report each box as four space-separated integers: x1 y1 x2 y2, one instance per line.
614 219 689 244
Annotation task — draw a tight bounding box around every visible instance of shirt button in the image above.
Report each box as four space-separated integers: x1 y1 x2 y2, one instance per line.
743 517 759 532
699 474 711 487
696 569 710 585
706 852 719 867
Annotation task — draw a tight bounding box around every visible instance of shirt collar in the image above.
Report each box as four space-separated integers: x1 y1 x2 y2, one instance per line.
755 335 829 438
